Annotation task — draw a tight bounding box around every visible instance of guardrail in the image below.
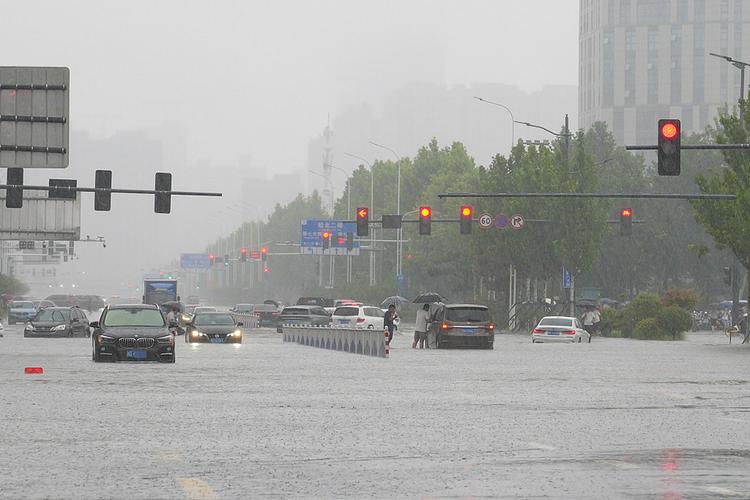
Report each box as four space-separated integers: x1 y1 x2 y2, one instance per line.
229 312 260 329
281 325 388 358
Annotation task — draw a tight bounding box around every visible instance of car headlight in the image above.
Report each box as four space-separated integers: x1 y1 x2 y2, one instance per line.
181 314 191 322
53 324 67 331
229 329 242 336
97 335 115 345
24 324 32 331
191 330 204 337
156 335 174 344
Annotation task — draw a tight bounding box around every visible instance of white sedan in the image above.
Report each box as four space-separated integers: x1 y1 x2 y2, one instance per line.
531 316 591 343
331 305 385 329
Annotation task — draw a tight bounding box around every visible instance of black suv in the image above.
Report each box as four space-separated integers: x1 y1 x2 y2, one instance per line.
91 304 175 363
276 305 330 332
24 306 91 338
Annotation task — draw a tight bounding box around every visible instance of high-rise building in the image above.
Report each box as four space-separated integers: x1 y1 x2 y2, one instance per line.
580 0 749 145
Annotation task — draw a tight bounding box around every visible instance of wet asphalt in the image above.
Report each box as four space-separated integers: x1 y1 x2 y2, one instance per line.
1 326 750 499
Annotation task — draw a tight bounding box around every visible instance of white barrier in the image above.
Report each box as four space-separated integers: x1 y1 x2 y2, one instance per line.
230 312 260 329
281 325 388 358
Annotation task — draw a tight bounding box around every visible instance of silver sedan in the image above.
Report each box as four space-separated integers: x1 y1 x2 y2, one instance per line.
531 316 591 343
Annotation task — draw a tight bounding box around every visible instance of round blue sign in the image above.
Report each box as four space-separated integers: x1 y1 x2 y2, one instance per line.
495 213 509 229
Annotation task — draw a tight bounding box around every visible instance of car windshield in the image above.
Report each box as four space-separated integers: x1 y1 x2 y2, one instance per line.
12 301 34 309
103 308 165 327
446 307 490 322
194 307 216 313
234 304 253 312
283 307 309 315
194 314 235 326
334 306 359 316
35 309 70 322
539 317 575 327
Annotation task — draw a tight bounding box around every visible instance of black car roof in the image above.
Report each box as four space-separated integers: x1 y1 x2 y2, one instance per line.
107 304 159 310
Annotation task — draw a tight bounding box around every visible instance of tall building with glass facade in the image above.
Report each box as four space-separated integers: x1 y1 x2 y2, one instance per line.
580 0 749 145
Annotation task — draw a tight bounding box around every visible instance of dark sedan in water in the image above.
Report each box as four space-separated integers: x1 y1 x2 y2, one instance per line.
185 312 243 344
91 304 175 363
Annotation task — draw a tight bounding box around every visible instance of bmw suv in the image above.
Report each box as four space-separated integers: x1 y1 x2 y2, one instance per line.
91 304 175 363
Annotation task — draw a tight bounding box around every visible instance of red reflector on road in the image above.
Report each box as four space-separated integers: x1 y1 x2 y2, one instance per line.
24 367 44 374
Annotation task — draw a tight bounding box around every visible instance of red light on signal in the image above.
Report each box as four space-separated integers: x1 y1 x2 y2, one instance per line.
261 246 268 254
461 206 473 217
322 231 331 239
241 247 247 254
661 122 679 140
263 266 270 273
357 208 368 219
621 208 632 217
420 207 431 218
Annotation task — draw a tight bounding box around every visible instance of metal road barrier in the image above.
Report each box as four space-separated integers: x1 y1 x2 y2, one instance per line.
230 312 260 329
281 325 388 358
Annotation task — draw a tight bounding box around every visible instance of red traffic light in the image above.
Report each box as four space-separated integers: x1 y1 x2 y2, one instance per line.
660 121 679 140
209 253 216 262
461 206 473 217
322 231 331 239
263 266 270 273
419 206 431 218
261 246 268 254
621 208 632 217
357 208 368 219
241 247 247 254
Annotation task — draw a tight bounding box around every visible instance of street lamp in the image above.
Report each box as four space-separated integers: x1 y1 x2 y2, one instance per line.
515 115 572 161
345 152 376 287
369 141 403 277
474 96 515 150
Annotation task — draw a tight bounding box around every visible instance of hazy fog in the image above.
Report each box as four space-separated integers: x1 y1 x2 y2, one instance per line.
1 0 578 295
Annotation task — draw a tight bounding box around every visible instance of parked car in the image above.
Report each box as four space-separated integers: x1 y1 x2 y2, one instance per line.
531 316 591 343
331 305 385 329
33 300 56 311
8 300 37 325
24 306 91 338
428 304 495 349
91 304 175 363
185 312 243 344
276 305 331 332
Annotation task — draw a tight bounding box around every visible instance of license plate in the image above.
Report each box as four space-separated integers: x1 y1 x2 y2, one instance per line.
547 331 560 336
210 337 224 344
126 349 148 360
338 319 350 324
463 328 478 334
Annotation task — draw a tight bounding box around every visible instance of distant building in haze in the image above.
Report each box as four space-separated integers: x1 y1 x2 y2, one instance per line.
580 0 750 145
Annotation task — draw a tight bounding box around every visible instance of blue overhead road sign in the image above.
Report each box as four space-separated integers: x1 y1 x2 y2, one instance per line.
180 253 211 269
300 220 360 256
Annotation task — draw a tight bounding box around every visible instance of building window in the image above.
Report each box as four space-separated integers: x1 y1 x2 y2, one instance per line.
677 0 689 23
720 0 729 19
648 68 659 104
620 0 631 25
736 0 743 19
625 29 635 52
671 65 682 105
648 28 658 53
694 0 705 22
720 25 728 50
694 26 705 51
637 0 670 24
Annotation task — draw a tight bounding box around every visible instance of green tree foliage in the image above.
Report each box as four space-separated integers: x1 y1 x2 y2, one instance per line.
661 288 698 311
0 274 29 296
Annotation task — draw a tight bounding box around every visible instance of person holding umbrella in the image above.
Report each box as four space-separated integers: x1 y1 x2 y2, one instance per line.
384 304 398 345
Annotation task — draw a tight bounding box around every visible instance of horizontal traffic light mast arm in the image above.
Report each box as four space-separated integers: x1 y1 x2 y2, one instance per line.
626 144 750 150
439 192 735 200
0 184 222 197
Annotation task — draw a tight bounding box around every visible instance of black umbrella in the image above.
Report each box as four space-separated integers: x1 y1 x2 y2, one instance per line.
413 292 447 304
381 296 410 308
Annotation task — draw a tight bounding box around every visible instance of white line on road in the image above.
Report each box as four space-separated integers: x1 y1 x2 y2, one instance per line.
704 486 743 496
178 478 218 500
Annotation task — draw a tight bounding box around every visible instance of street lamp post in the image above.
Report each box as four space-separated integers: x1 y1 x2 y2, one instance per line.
344 152 376 286
710 51 749 333
369 141 403 279
474 96 515 150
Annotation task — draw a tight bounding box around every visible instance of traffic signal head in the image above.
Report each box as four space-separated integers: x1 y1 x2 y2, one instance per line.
6 168 23 208
356 207 369 236
460 205 473 234
240 246 248 262
620 208 633 236
94 170 112 211
261 246 268 263
154 172 172 213
723 266 732 286
224 253 230 266
322 230 331 250
419 206 432 235
209 253 216 265
658 119 681 176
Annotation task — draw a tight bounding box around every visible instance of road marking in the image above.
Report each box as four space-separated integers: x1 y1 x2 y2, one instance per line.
704 486 743 496
159 451 181 461
526 442 557 451
178 478 218 500
719 417 745 424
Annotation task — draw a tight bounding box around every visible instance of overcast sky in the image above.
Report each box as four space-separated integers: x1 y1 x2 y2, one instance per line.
3 0 578 171
1 1 579 294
